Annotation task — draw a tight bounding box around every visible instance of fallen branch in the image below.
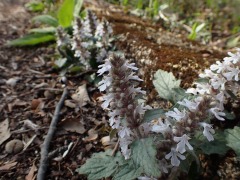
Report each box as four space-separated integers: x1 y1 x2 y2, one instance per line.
37 87 68 180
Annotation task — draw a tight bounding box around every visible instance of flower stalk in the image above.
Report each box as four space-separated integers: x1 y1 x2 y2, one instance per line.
98 54 150 159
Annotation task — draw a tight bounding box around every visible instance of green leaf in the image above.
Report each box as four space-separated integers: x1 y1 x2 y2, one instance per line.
113 161 142 180
172 87 189 103
225 126 240 156
198 131 230 155
77 150 124 180
32 15 58 27
55 58 67 68
7 33 55 46
25 2 45 12
74 0 84 17
131 138 161 177
29 27 56 34
153 69 181 102
224 111 236 120
143 108 165 123
58 0 75 27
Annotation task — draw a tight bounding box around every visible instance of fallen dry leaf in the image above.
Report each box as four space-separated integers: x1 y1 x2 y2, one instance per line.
0 119 11 146
64 100 77 108
83 128 98 142
71 84 90 107
60 119 86 134
25 161 37 180
0 161 17 171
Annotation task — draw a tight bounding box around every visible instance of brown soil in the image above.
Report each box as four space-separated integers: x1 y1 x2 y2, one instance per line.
0 0 239 180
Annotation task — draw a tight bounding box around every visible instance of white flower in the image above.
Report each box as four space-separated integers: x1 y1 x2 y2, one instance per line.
215 92 225 110
101 93 114 109
138 176 157 180
210 75 227 90
118 127 132 138
98 76 112 91
199 69 215 78
165 148 186 166
165 108 187 121
119 137 132 159
210 61 225 73
223 49 240 64
126 62 139 71
223 66 240 81
151 119 171 134
195 82 212 95
97 60 112 75
178 99 200 112
159 159 170 173
199 122 215 141
209 107 225 121
174 134 193 153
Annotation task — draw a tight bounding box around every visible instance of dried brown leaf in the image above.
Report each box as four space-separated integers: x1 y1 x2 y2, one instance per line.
25 161 37 180
71 84 90 107
83 129 98 142
0 119 11 145
0 161 17 171
60 119 86 134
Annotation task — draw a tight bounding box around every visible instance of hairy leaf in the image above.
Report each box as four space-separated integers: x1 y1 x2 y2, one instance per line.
77 150 144 180
131 138 161 177
7 34 55 46
225 126 240 156
32 15 58 27
143 108 165 123
195 131 230 155
58 0 75 27
113 160 142 180
77 150 124 180
153 69 181 102
172 87 189 103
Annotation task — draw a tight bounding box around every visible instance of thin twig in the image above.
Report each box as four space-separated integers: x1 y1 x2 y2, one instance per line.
37 87 68 180
111 139 120 156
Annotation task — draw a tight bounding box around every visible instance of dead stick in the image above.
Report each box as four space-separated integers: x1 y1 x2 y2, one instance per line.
37 87 68 180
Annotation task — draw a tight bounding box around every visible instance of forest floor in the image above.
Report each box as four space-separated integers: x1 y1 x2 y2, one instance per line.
0 0 239 179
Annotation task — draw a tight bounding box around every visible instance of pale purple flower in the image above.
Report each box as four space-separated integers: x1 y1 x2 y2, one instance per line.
209 107 225 121
199 122 215 141
174 134 193 153
165 148 186 166
178 98 200 112
165 108 187 121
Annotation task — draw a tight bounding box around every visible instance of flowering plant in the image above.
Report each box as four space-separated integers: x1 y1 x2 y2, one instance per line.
55 10 115 72
77 49 240 179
